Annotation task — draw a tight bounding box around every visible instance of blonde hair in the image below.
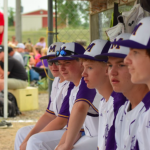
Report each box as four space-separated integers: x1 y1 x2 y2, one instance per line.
8 43 16 49
25 43 33 53
41 47 48 56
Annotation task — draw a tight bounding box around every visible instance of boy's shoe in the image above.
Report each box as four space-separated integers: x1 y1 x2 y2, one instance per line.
2 120 13 128
0 120 7 129
0 120 13 128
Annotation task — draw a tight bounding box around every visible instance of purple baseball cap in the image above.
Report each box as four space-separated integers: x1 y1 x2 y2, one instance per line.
40 42 64 59
95 33 131 60
72 39 111 61
111 17 150 49
50 42 85 61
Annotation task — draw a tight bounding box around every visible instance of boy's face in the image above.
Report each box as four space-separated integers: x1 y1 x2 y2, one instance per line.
48 62 60 77
108 57 134 93
82 60 107 89
124 48 150 85
58 59 83 82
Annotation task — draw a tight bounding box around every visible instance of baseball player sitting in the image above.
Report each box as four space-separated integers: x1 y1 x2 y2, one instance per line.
74 39 126 150
14 42 75 150
97 32 150 150
113 17 150 150
49 42 102 150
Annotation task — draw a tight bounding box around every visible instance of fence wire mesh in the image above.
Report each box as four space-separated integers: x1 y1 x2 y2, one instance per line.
53 0 90 47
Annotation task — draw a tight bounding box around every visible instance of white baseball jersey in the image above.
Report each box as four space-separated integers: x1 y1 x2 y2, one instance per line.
97 92 126 150
46 77 74 118
115 91 150 150
135 92 150 150
69 77 103 137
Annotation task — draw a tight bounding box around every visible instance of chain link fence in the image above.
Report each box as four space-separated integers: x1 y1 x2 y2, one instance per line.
8 0 90 48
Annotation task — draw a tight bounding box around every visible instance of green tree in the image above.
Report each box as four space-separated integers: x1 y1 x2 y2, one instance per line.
8 7 15 27
57 0 89 28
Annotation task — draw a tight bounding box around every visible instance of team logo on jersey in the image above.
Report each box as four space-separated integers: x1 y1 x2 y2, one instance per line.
132 23 143 36
110 38 123 49
86 43 95 52
130 135 136 150
146 121 150 128
103 124 109 146
49 45 56 52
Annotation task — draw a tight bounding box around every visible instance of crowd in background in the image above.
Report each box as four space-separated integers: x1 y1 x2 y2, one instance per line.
8 36 48 69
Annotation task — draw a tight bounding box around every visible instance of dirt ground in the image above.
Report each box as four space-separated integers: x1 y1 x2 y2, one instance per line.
0 93 49 150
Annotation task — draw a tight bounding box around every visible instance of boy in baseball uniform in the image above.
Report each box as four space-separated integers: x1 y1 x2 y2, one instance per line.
49 42 102 150
14 42 75 150
97 32 150 150
113 17 150 150
73 39 126 150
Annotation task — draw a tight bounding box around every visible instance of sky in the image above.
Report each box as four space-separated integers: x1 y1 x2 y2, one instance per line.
0 0 48 13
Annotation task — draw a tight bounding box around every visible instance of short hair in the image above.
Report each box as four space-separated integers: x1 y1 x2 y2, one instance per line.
80 58 107 65
146 49 150 57
25 43 33 53
39 37 45 42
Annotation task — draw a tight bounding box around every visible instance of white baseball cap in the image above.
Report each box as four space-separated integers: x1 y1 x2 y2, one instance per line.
95 33 131 60
111 17 150 49
40 42 64 59
15 43 25 49
50 42 85 61
72 39 111 61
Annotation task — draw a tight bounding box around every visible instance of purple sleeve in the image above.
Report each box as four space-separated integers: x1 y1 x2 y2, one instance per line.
46 97 55 115
58 82 74 119
36 61 42 67
75 78 96 105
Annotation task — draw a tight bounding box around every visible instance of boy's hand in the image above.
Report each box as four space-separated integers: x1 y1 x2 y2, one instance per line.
20 142 27 150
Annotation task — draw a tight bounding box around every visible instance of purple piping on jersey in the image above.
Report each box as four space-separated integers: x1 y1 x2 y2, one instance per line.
75 99 99 113
85 125 92 137
105 91 126 150
124 102 128 115
46 109 55 115
129 120 135 135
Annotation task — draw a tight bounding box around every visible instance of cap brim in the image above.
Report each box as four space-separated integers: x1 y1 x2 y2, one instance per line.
49 56 76 62
40 54 55 60
72 54 106 62
95 53 127 60
111 40 150 49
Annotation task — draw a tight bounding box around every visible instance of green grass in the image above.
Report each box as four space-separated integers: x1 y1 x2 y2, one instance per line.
8 26 90 47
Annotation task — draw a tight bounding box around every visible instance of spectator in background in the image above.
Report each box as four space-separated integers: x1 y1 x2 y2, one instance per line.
15 43 25 55
8 36 18 46
36 37 46 48
36 47 48 68
25 43 34 56
8 44 24 66
0 12 4 45
24 43 35 66
0 45 28 91
34 45 42 66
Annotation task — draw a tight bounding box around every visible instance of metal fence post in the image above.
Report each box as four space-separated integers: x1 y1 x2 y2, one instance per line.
48 0 54 96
